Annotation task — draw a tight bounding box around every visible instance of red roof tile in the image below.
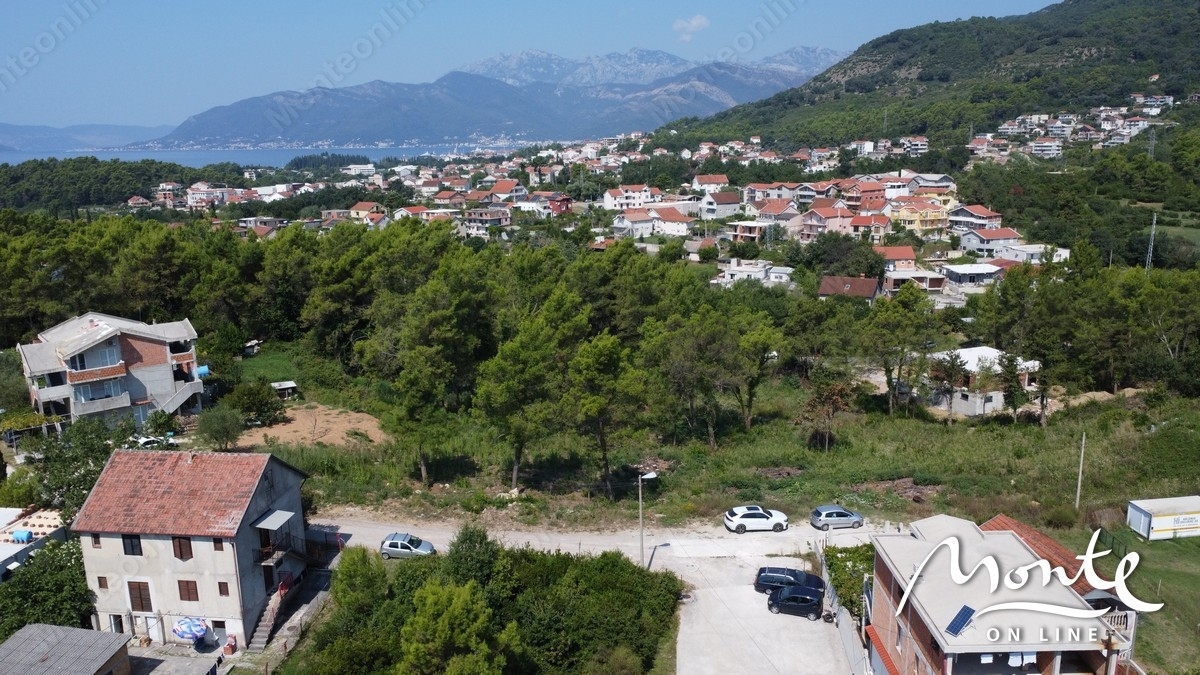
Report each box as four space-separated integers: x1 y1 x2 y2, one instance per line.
865 626 901 675
980 514 1095 595
970 227 1022 240
874 246 916 260
73 451 298 538
818 275 879 298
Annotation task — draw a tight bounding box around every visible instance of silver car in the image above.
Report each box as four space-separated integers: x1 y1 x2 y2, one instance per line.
379 532 437 559
809 504 863 531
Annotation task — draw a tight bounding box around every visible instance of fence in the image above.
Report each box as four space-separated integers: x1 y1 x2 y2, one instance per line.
816 542 872 675
1097 527 1129 559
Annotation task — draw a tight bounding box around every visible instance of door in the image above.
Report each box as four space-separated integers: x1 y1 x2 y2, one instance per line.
212 620 227 645
263 565 275 593
110 614 124 634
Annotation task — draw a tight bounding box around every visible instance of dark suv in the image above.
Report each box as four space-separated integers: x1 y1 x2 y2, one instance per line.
753 566 825 595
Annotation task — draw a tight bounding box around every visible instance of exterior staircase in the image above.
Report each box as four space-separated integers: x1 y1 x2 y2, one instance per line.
246 591 283 652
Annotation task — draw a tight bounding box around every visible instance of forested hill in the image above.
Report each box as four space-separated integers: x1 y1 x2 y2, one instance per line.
659 0 1200 149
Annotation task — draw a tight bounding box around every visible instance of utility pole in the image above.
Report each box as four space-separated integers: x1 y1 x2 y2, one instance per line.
1075 432 1086 510
1145 212 1157 273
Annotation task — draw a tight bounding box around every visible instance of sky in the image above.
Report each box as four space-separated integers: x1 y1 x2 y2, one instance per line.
0 0 1059 128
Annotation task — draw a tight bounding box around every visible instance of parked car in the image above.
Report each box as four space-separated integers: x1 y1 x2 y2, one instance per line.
723 505 789 534
767 585 825 620
379 532 437 559
129 435 176 449
754 567 826 595
810 504 864 531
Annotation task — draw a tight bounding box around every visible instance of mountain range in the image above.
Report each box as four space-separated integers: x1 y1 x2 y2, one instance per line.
126 47 844 150
0 124 175 153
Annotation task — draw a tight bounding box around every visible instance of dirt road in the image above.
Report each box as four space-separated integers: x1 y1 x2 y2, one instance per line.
310 506 883 675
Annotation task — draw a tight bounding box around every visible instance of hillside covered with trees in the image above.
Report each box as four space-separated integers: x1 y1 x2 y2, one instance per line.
657 0 1200 150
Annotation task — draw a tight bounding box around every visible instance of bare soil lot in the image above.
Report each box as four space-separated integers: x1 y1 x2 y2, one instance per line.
237 403 389 449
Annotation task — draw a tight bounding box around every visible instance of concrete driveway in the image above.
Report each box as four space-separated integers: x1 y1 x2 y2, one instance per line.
310 507 882 675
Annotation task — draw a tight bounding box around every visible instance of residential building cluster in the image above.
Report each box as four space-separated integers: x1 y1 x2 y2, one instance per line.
970 91 1178 161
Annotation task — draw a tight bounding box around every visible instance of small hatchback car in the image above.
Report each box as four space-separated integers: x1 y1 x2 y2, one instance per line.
379 532 437 559
767 585 826 620
809 504 864 531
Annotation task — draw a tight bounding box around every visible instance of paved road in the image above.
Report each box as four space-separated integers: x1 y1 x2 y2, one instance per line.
310 507 886 675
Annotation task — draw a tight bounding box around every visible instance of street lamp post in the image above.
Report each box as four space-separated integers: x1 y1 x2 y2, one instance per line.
639 471 657 568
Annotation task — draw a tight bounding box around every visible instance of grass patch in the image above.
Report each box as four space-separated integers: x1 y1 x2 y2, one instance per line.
239 342 300 383
1057 528 1200 673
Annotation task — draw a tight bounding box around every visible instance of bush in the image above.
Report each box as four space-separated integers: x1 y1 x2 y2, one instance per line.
1042 506 1079 529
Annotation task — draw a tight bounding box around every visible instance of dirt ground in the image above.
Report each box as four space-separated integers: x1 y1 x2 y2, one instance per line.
237 403 389 449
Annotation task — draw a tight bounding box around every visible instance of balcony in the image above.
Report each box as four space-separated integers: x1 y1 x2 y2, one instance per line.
66 361 126 384
32 383 72 403
253 532 308 565
74 391 131 416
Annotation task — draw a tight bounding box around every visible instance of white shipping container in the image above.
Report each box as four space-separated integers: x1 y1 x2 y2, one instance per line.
1127 496 1200 541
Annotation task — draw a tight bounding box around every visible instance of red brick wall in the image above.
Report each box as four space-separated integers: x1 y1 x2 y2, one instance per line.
119 334 168 369
67 363 126 383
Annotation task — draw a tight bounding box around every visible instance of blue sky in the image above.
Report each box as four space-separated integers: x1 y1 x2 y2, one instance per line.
0 0 1057 128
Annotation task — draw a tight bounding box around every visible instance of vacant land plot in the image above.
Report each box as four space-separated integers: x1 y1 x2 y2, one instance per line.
238 403 389 449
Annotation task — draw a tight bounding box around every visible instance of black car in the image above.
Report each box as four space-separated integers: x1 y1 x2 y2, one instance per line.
753 566 826 595
767 585 825 620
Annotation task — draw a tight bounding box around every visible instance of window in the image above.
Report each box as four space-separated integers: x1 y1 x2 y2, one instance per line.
218 581 229 597
128 581 152 612
97 576 108 590
213 537 224 551
91 533 101 548
172 536 193 561
178 580 199 602
68 353 87 370
122 534 142 556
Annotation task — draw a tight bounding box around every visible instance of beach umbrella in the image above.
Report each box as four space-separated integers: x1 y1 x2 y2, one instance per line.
172 617 208 641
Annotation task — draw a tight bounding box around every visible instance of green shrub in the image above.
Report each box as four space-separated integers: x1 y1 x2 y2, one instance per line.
824 543 875 617
1043 506 1079 529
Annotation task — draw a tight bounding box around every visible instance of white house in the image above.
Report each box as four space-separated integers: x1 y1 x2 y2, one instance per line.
929 346 1040 416
1000 244 1070 265
699 192 742 220
691 174 730 193
960 227 1023 257
73 450 309 651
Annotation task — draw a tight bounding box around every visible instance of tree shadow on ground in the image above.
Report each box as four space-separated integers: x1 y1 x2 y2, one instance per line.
413 453 480 484
520 452 586 494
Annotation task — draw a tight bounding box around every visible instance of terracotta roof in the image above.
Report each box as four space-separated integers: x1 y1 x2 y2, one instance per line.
874 246 916 260
969 227 1022 240
73 451 301 538
990 258 1024 270
980 514 1095 595
707 192 741 205
959 204 1001 217
809 197 843 210
652 207 694 223
818 275 879 298
757 198 796 215
852 214 891 226
809 207 854 219
865 626 901 675
351 201 381 211
694 174 729 185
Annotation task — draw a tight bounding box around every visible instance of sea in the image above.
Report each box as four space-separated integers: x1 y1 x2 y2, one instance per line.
0 145 517 169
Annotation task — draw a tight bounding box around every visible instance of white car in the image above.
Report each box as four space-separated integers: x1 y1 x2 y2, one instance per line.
130 436 176 449
723 505 789 534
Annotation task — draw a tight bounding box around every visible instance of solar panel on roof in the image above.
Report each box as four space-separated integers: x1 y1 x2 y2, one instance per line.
945 605 976 637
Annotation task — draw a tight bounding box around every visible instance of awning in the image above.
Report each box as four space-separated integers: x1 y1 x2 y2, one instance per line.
252 510 294 531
